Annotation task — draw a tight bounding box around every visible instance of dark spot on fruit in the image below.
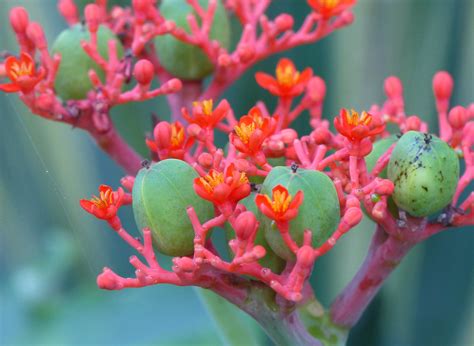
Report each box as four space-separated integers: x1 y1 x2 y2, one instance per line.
291 162 298 173
141 159 151 169
422 186 428 192
423 133 433 145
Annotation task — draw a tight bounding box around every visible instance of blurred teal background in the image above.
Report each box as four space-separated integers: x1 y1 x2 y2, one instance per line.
1 0 473 345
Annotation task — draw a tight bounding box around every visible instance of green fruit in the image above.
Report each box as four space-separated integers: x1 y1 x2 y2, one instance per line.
388 131 459 217
52 24 123 100
132 159 214 256
155 0 231 80
224 193 286 273
260 167 340 261
365 135 397 179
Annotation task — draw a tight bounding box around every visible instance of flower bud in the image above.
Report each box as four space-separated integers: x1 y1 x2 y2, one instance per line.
197 153 213 168
384 76 403 99
274 14 294 31
405 115 422 132
84 4 101 33
26 22 47 49
153 121 171 148
58 0 79 25
133 59 155 85
10 7 30 34
448 106 467 129
343 207 362 229
306 76 326 103
296 245 314 267
433 71 453 100
234 211 258 241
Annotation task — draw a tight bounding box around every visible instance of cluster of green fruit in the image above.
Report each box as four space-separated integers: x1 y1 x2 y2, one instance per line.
131 130 459 271
51 0 230 100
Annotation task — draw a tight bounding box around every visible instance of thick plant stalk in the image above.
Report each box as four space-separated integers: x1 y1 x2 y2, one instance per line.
330 225 415 327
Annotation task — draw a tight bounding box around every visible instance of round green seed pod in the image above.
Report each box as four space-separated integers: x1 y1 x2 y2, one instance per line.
155 0 231 80
132 159 215 257
260 167 340 261
388 131 460 217
52 24 124 100
224 193 286 273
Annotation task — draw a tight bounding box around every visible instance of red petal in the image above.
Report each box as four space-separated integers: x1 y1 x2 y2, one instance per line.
80 199 95 213
0 83 20 93
289 190 304 210
99 185 112 194
255 72 279 92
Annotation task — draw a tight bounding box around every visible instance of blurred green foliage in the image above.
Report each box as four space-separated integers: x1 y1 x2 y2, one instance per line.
0 1 473 345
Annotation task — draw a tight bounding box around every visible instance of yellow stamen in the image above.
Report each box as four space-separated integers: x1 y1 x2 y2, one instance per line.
266 189 292 214
170 123 184 148
234 121 256 144
193 99 214 116
91 189 113 209
276 65 299 88
199 171 224 193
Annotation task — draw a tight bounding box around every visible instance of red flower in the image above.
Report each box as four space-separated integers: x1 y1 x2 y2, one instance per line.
230 107 277 156
80 185 124 220
334 109 385 142
255 58 312 98
182 99 230 129
307 0 356 19
146 121 193 160
256 185 304 223
194 164 251 205
0 52 45 93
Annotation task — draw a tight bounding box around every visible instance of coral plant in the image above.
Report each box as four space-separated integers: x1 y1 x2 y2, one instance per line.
1 0 473 344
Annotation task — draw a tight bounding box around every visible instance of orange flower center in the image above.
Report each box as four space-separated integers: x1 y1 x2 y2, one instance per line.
239 172 249 185
193 99 214 116
265 189 293 215
320 0 341 9
9 60 34 80
276 65 299 88
170 123 185 148
234 120 256 144
91 189 114 209
345 110 372 127
199 171 224 193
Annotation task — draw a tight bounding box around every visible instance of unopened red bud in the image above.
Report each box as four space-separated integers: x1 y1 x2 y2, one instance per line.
58 0 78 23
343 207 362 228
311 127 330 144
234 211 257 241
340 11 354 25
384 76 403 99
36 94 55 111
198 153 213 168
274 13 294 31
297 246 314 267
345 196 360 209
85 4 101 32
307 76 326 103
120 176 135 191
448 106 467 129
374 180 394 195
218 54 232 67
26 22 47 49
433 71 453 100
10 7 30 34
237 45 255 64
97 268 118 290
132 0 151 12
371 201 386 220
252 245 266 259
280 129 298 143
235 159 251 172
268 139 285 152
405 115 421 131
153 122 171 148
166 78 182 92
133 59 154 85
187 123 202 137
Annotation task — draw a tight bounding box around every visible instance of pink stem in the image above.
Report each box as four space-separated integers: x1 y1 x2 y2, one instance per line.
90 126 143 175
330 225 415 327
167 80 203 122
